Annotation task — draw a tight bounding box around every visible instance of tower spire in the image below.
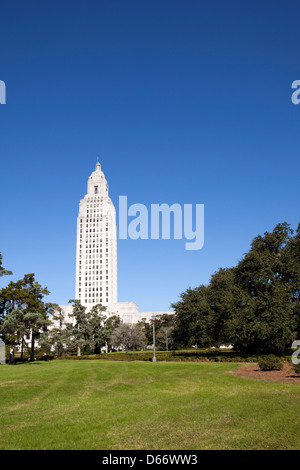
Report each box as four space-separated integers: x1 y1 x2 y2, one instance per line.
76 160 117 306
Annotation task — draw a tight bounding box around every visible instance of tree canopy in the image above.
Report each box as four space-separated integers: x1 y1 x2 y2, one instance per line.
0 252 12 278
171 223 300 354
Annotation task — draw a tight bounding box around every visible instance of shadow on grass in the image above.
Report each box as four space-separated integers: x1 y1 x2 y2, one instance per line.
4 361 46 366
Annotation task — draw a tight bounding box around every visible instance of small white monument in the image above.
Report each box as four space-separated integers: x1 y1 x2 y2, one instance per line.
0 340 6 364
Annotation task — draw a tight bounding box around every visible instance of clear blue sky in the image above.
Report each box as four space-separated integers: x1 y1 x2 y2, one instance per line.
0 0 299 311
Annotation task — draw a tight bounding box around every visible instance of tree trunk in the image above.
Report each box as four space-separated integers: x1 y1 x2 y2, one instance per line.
77 344 81 356
9 345 14 364
21 337 24 362
30 331 35 362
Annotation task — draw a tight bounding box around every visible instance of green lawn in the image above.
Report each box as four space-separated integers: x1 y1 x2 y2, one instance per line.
0 360 299 450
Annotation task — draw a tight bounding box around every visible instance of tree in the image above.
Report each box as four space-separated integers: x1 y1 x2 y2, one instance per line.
281 223 300 335
232 223 296 353
22 276 51 361
0 252 12 278
0 274 51 362
172 286 212 348
148 314 175 350
48 304 71 357
69 299 88 356
0 309 24 363
156 326 174 351
137 318 152 345
171 222 300 355
103 313 121 352
86 304 108 354
207 267 242 347
50 303 121 356
38 331 52 357
110 323 146 352
25 311 52 361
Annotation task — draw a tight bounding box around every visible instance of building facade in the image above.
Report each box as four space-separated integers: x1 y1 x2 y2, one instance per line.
54 160 174 325
75 160 117 307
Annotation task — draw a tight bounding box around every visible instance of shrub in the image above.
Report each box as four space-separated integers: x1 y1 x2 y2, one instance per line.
258 355 283 371
292 363 300 375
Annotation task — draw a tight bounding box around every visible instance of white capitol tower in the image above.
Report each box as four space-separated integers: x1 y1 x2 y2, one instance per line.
52 159 174 326
75 159 117 307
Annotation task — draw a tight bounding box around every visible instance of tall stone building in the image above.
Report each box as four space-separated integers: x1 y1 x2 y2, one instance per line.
75 160 117 307
53 159 174 327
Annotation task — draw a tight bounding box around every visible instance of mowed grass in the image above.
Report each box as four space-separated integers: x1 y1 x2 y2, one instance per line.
0 360 299 450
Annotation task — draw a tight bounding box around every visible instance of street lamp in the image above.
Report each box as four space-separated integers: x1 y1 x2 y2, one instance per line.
151 314 156 362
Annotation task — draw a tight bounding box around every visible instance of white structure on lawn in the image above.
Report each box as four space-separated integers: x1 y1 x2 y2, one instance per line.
75 159 117 307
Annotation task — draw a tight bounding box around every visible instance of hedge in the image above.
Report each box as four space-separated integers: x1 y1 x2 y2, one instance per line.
57 350 290 363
